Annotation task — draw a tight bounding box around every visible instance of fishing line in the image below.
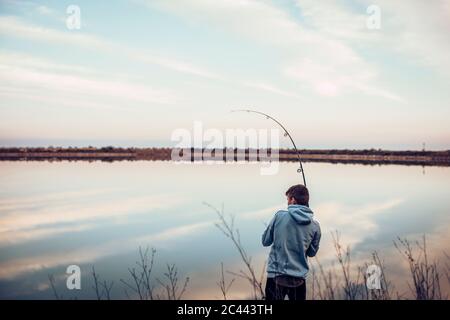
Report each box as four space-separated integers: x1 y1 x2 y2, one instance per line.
231 109 307 187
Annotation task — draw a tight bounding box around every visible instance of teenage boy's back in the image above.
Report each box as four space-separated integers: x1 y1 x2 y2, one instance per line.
262 204 321 278
262 184 321 300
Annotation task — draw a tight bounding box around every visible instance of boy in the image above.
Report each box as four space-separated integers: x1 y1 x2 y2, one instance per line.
262 184 321 300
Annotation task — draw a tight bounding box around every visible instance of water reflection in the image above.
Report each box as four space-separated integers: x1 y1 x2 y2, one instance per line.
0 161 449 299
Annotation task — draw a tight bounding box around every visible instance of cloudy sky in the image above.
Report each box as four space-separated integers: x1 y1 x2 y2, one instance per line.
0 0 449 149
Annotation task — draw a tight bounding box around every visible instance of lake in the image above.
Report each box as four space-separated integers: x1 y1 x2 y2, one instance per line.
0 160 449 299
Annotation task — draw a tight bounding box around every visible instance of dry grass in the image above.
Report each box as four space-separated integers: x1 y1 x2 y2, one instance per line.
47 209 448 300
217 262 235 300
394 235 446 300
204 202 266 299
206 205 448 300
120 246 189 300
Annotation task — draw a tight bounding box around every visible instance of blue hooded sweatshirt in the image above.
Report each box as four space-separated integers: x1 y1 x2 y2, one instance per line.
262 205 321 279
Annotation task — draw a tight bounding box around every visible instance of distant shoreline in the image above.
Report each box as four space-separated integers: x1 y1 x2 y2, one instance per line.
1 147 449 166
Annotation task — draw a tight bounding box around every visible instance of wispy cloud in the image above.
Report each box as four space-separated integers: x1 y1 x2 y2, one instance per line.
0 51 94 75
2 0 61 19
241 204 283 220
144 0 404 101
0 51 180 108
0 16 219 80
0 239 123 279
35 5 55 16
0 224 95 247
243 82 302 100
0 188 112 212
314 198 405 259
2 65 178 104
0 192 186 233
372 0 450 76
0 16 311 105
135 221 213 244
0 219 212 279
0 16 107 49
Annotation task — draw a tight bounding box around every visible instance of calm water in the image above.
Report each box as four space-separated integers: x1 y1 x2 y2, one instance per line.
0 160 449 299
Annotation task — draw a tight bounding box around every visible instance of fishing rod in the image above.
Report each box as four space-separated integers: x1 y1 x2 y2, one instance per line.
231 109 307 187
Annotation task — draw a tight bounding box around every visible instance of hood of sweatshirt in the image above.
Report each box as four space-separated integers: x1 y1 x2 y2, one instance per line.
287 204 314 225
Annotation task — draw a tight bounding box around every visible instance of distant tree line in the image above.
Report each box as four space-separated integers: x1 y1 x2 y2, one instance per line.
1 147 449 157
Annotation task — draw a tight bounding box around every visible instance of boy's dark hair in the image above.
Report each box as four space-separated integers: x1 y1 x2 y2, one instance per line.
286 184 309 206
